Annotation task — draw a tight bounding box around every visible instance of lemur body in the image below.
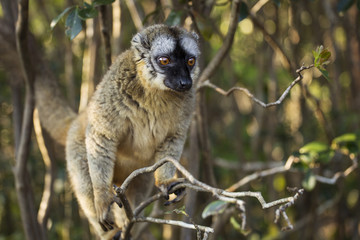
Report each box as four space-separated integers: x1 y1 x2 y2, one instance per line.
36 25 200 239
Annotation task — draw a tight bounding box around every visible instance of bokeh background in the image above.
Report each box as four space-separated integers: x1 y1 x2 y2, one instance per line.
0 0 359 239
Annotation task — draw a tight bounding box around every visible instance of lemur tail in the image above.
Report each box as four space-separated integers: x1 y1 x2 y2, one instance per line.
34 68 77 146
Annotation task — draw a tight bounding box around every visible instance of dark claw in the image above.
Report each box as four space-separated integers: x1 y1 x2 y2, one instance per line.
99 219 114 232
113 196 123 208
164 181 186 205
112 231 122 240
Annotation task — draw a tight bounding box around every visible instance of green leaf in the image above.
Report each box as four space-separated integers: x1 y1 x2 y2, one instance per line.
331 133 359 154
165 10 183 26
300 141 329 154
78 6 98 19
302 170 316 191
50 6 75 30
65 8 83 40
299 141 332 164
238 1 249 22
319 68 330 81
202 200 228 219
337 0 355 12
93 0 115 7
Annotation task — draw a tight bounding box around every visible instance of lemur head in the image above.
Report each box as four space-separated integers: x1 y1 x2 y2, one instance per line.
131 24 200 92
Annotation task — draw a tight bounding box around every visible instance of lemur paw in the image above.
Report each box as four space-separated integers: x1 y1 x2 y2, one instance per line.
158 178 186 206
95 195 115 232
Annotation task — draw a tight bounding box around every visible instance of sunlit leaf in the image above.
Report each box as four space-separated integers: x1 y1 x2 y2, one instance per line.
299 141 332 164
238 1 249 22
165 10 183 26
337 0 355 12
50 6 74 30
302 170 316 191
331 133 359 154
65 8 83 40
300 141 329 154
202 200 228 219
93 0 115 7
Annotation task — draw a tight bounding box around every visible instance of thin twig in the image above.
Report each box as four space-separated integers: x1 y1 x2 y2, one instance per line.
198 65 314 108
134 217 214 233
315 155 358 184
198 0 242 84
274 188 305 230
226 156 295 192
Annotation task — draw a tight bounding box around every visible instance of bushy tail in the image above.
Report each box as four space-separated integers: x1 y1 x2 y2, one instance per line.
34 68 77 146
0 20 76 146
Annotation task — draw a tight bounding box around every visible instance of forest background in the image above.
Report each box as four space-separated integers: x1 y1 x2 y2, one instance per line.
0 0 360 239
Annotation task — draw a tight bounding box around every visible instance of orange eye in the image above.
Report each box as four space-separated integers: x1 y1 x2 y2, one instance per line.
158 57 170 65
187 57 196 66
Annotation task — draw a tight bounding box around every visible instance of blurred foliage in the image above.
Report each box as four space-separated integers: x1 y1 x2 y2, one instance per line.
1 0 360 239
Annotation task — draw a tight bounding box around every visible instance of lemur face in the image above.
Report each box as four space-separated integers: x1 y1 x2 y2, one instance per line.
131 25 200 92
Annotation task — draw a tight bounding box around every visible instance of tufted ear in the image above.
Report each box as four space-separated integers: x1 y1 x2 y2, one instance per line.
131 32 150 50
191 31 199 41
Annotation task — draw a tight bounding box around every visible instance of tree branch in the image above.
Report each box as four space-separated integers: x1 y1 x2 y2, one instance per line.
114 157 305 239
99 4 112 68
198 64 314 108
197 0 242 84
14 0 45 239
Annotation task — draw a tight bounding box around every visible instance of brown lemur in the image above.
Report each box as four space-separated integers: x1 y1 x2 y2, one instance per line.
34 24 200 239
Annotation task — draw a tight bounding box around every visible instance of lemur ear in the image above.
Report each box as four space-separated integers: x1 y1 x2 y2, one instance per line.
191 31 199 41
131 33 150 50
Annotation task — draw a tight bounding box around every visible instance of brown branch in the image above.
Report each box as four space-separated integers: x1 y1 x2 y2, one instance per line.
34 109 55 230
197 0 242 84
124 0 143 31
249 13 294 72
99 4 112 68
199 64 314 108
14 0 45 239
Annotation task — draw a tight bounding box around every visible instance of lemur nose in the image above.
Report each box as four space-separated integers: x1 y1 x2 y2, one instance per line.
180 79 192 90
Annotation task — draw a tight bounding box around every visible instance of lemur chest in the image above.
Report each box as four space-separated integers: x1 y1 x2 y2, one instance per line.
116 107 177 165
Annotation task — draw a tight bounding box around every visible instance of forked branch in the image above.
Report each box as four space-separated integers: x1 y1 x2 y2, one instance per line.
114 157 304 239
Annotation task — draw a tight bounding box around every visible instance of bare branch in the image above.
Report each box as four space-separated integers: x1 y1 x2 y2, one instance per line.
34 109 55 230
124 0 143 31
115 157 304 237
198 0 242 84
99 4 112 68
198 65 314 108
134 217 214 234
274 188 304 230
14 0 45 239
315 155 358 184
226 156 295 192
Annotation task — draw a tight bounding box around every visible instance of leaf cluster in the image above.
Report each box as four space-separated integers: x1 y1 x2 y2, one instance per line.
50 0 115 40
293 133 359 190
312 45 331 81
